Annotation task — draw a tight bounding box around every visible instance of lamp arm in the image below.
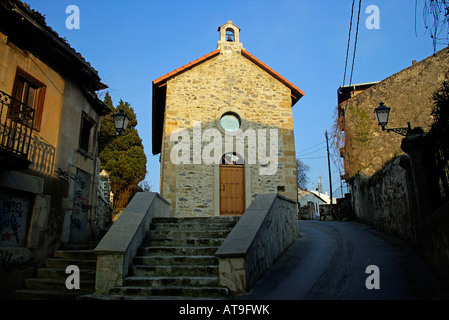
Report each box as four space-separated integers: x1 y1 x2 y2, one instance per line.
383 122 412 137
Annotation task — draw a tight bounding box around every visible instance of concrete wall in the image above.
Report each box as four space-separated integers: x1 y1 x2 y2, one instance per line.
215 194 298 294
159 47 298 216
94 192 171 294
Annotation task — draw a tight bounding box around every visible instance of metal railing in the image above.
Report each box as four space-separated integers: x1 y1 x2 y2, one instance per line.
0 89 35 161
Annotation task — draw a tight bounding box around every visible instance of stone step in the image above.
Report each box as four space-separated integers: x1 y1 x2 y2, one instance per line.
15 289 87 300
150 222 237 232
138 246 219 256
99 216 238 300
25 278 95 291
130 265 219 277
152 216 239 224
123 276 218 287
133 255 217 266
54 250 96 260
109 286 229 299
143 237 226 247
46 258 97 269
147 229 231 240
36 267 96 280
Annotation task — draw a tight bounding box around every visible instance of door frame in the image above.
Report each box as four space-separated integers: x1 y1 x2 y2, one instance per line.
213 163 251 216
219 164 245 215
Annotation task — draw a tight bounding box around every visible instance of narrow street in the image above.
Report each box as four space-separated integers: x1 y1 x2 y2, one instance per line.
235 220 449 300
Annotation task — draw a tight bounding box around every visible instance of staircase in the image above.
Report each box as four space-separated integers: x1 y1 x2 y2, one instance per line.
15 248 97 300
106 216 239 300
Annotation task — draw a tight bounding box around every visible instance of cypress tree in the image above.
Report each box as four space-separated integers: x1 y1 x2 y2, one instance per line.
99 92 147 208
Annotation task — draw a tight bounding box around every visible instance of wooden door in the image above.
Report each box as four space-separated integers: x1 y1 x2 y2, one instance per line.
219 165 245 215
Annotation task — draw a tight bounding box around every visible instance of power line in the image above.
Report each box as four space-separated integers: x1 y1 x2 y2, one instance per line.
349 0 363 86
296 141 326 155
342 0 356 86
297 146 327 157
342 0 362 87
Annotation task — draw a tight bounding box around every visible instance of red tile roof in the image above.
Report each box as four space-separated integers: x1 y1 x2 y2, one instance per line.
152 49 305 155
241 50 305 103
152 49 305 104
153 49 221 85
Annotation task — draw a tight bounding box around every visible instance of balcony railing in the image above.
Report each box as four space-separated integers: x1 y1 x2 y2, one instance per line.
0 89 35 163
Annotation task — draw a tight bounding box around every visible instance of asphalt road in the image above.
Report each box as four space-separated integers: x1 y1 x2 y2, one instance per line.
235 220 449 300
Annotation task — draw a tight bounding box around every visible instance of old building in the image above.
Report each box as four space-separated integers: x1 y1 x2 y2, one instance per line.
152 21 304 216
0 0 109 298
337 46 449 180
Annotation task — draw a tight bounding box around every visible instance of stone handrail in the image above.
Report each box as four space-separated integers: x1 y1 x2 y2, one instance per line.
94 192 170 294
215 193 298 294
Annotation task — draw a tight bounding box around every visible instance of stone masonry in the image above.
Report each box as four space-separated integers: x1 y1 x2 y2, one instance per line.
339 46 449 179
152 21 304 216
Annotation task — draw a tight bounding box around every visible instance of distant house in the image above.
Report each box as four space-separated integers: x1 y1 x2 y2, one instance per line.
298 188 336 219
337 47 449 180
0 0 110 298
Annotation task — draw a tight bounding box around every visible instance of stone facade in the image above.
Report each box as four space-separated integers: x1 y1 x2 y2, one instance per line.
0 1 109 299
339 46 449 179
152 21 304 216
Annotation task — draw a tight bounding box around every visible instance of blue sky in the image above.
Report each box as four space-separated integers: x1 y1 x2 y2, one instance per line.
26 0 443 195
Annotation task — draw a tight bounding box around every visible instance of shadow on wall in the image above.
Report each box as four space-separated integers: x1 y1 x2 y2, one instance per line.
28 134 55 176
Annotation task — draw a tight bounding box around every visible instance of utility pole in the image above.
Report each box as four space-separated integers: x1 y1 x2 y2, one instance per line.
325 130 333 208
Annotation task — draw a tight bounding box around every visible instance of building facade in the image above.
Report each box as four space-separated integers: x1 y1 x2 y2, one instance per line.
0 0 110 297
338 46 449 180
152 21 304 216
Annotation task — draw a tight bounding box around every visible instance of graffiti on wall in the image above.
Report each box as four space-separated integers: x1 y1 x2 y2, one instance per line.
70 169 91 244
0 190 32 247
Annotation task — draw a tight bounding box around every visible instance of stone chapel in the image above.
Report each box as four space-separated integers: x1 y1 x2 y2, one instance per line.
152 21 304 216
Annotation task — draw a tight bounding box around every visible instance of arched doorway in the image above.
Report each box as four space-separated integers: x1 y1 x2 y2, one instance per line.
219 152 245 215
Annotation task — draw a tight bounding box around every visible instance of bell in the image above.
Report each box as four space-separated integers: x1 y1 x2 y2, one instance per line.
227 35 233 42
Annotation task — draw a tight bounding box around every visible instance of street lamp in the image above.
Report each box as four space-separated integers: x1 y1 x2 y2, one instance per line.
374 102 411 136
112 110 129 135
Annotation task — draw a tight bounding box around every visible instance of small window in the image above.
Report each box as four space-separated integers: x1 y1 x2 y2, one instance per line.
12 68 46 131
79 112 97 155
221 152 244 165
220 112 241 132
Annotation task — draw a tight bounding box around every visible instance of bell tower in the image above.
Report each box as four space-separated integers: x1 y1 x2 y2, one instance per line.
217 20 244 54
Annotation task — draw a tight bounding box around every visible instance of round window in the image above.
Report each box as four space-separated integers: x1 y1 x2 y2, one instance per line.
220 113 241 132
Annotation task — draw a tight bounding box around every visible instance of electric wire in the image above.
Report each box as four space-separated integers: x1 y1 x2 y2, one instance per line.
342 0 356 87
349 0 362 86
296 141 326 155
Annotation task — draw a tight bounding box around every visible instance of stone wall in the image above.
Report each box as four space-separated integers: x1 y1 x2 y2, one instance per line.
319 204 334 221
340 46 449 179
215 194 298 294
351 155 418 244
299 202 315 220
159 48 298 216
421 201 449 286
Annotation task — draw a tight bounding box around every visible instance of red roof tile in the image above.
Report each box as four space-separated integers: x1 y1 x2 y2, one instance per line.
152 48 304 104
153 49 221 85
241 50 305 102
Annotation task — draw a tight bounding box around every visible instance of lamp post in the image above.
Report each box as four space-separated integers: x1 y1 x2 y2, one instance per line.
374 102 411 136
112 110 129 135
